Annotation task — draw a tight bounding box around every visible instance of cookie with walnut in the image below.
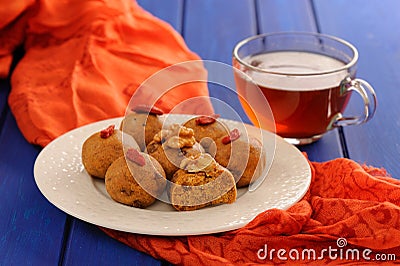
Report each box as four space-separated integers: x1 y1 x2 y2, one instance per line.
146 124 204 180
169 153 237 211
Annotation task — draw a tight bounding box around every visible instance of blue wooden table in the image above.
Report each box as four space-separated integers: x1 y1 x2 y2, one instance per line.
0 0 399 265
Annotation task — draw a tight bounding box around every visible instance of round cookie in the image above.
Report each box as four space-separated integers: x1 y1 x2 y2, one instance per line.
81 125 139 179
146 124 204 180
120 105 163 151
169 154 237 211
105 149 166 208
183 114 229 153
211 129 265 187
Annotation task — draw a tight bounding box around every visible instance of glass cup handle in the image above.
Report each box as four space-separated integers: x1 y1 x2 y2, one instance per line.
333 77 377 127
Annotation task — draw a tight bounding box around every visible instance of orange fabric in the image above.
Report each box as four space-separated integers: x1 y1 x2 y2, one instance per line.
102 158 400 265
0 0 35 77
1 0 213 146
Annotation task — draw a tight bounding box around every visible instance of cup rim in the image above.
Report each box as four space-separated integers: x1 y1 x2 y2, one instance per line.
232 32 359 76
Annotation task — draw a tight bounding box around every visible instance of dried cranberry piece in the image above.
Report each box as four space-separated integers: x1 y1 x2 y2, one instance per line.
221 128 240 144
100 125 115 139
132 104 164 115
195 114 220 125
126 148 146 166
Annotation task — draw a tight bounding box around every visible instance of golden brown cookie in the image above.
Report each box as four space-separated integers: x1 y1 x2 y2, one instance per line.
105 149 166 208
211 129 265 187
120 105 163 151
169 154 237 211
81 125 139 179
182 114 229 153
146 124 204 180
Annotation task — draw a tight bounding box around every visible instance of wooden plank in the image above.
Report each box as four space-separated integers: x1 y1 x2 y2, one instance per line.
300 130 344 162
0 113 67 265
257 0 317 33
313 0 400 178
255 0 344 161
184 0 257 64
136 0 183 32
62 220 161 266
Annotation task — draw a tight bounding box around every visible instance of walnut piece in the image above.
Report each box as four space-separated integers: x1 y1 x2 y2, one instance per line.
153 124 196 149
180 153 215 173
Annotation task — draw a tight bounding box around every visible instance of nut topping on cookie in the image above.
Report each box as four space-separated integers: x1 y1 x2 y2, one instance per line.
153 124 196 149
180 153 215 173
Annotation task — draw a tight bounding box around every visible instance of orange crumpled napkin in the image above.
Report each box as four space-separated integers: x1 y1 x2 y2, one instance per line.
1 0 213 147
102 158 400 265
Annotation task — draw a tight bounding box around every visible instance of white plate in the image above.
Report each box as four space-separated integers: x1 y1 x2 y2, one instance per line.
34 116 311 236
